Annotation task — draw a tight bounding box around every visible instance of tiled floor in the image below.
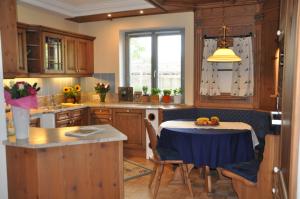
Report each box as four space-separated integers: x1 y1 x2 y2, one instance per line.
125 157 237 199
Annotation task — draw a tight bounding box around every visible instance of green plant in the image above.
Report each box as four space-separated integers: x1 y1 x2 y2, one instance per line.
173 88 182 95
163 89 172 96
151 88 161 96
142 86 148 96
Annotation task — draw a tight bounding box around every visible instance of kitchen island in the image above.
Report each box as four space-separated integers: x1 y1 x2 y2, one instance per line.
3 125 127 199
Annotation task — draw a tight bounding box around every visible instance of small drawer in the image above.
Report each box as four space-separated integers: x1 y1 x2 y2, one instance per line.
91 108 112 115
72 109 83 117
92 114 112 120
56 111 70 121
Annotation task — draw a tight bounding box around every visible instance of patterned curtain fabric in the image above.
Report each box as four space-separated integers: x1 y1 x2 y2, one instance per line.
200 39 221 96
231 37 254 97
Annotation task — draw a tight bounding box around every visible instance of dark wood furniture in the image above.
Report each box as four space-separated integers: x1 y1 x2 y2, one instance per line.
113 108 146 157
55 108 88 127
144 119 193 199
221 135 280 199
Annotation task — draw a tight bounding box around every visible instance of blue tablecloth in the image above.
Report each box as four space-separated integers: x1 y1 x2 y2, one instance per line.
157 128 255 168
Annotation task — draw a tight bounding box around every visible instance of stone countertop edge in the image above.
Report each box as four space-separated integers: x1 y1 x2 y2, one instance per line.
30 103 194 116
3 125 128 149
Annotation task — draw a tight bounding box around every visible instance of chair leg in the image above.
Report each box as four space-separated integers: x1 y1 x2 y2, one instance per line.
183 164 194 198
153 164 164 199
149 164 158 188
179 164 186 184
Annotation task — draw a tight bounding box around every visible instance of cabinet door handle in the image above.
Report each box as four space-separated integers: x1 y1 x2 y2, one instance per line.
126 109 130 112
109 117 112 121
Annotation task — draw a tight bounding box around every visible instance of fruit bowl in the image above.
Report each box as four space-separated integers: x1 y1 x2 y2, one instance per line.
194 121 219 126
195 116 220 126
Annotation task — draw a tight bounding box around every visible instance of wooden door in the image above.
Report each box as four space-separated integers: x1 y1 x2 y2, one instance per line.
113 109 146 152
77 39 93 75
64 37 77 74
278 0 300 198
17 28 28 75
0 0 18 78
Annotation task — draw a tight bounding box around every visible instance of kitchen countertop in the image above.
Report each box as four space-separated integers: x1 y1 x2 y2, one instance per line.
3 124 127 149
30 102 193 116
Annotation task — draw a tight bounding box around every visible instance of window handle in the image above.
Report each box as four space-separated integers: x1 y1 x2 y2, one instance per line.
154 70 157 78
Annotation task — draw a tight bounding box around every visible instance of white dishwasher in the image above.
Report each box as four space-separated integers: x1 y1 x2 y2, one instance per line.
145 109 160 159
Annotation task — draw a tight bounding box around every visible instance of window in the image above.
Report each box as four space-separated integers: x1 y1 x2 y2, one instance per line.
125 29 184 93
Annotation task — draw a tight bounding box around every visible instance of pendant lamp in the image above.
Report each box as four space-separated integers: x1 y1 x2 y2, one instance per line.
207 26 241 62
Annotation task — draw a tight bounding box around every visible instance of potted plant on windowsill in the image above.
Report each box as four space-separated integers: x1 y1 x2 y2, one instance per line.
173 88 182 104
150 88 161 104
140 86 149 103
162 89 172 103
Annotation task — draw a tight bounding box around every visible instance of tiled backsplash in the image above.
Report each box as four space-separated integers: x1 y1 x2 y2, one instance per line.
3 73 117 107
80 73 115 93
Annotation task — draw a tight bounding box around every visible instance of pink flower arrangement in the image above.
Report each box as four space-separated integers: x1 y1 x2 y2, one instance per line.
95 82 110 94
4 82 40 109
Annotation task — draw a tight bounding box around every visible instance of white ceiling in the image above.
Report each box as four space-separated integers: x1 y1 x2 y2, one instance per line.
18 0 154 17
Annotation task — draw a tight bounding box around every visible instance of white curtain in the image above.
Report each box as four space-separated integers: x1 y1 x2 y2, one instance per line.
231 37 254 96
200 39 221 96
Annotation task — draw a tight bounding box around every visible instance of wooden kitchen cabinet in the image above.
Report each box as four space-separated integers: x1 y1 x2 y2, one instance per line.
17 26 28 75
55 108 88 127
64 36 77 73
90 108 113 125
77 39 94 75
113 108 146 156
14 22 95 77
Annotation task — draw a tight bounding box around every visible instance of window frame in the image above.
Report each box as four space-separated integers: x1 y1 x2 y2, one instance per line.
124 29 185 97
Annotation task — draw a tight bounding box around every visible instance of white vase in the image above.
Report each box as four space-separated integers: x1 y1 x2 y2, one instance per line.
173 95 182 104
11 106 30 140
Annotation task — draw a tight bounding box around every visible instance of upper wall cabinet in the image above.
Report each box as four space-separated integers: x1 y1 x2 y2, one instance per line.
7 22 96 78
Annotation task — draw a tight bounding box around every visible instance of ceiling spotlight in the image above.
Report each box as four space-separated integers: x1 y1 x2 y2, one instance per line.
107 14 112 17
139 10 144 14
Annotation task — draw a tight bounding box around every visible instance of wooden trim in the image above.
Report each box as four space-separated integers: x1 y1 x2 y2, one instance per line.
288 1 300 198
67 8 166 23
17 22 95 41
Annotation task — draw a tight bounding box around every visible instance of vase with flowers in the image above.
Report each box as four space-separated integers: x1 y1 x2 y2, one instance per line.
4 81 40 140
63 84 81 103
95 83 110 103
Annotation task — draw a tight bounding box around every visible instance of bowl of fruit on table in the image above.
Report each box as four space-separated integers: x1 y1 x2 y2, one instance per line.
195 116 220 126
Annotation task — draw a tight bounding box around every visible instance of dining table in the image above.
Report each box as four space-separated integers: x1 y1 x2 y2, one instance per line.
157 120 259 192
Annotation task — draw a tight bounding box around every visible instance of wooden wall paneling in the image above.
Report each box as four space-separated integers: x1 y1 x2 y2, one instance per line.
194 4 259 109
0 0 18 78
258 0 280 110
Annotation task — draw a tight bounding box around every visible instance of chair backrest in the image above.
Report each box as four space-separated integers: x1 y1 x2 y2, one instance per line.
144 119 160 160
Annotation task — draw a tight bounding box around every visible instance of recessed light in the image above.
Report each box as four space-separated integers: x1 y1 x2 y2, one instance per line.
107 14 112 17
139 10 144 14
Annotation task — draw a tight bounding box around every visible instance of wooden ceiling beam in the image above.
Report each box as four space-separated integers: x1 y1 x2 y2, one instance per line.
145 0 168 11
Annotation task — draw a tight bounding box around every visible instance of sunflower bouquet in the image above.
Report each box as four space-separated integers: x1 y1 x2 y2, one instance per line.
63 84 81 103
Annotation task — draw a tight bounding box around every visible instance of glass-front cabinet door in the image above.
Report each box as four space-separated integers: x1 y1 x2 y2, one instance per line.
43 32 64 73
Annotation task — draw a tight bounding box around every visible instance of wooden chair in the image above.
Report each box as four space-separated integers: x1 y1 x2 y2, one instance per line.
221 134 280 199
144 119 193 199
